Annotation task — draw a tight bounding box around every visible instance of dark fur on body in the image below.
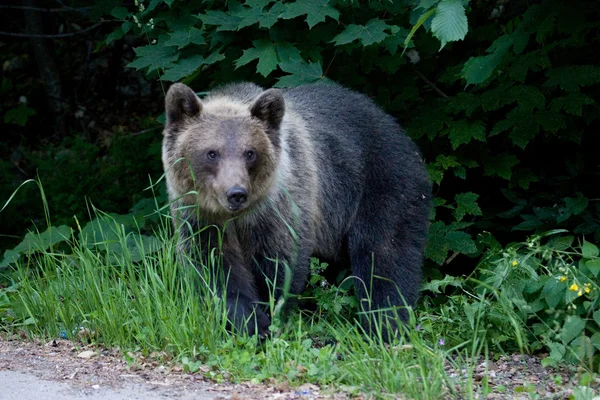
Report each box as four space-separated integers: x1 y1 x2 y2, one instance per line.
162 81 432 337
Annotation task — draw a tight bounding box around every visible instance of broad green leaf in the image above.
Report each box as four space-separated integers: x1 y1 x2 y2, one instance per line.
581 241 599 259
280 0 340 29
235 39 278 77
404 8 435 50
594 311 600 327
161 55 205 81
3 105 36 127
446 231 477 254
512 214 544 231
275 60 326 87
127 45 179 72
0 249 20 268
460 35 514 85
484 153 519 180
422 275 463 294
541 278 563 309
238 1 284 29
384 27 411 55
591 332 600 352
545 65 600 92
586 259 600 277
454 192 482 222
164 27 205 49
124 234 162 262
110 6 128 19
331 18 390 47
561 315 585 344
13 225 73 255
274 42 302 63
548 236 574 251
425 221 449 264
197 10 242 31
431 0 468 49
445 120 486 149
557 193 589 223
550 93 595 116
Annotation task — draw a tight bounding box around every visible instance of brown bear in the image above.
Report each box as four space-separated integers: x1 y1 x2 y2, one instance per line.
162 81 431 339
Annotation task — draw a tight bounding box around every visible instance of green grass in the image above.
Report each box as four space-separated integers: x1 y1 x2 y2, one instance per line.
0 213 482 399
4 182 600 399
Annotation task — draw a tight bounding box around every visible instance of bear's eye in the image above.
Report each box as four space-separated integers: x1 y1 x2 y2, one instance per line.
207 151 217 160
245 150 256 161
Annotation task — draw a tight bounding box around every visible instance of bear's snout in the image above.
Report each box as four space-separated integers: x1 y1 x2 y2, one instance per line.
226 186 248 210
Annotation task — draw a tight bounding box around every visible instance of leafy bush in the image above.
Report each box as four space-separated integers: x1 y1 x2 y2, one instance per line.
423 230 600 367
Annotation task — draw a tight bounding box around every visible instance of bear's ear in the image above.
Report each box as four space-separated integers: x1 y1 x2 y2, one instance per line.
165 83 202 127
250 89 285 131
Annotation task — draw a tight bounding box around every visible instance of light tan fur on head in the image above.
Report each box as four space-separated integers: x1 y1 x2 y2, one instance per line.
162 83 283 221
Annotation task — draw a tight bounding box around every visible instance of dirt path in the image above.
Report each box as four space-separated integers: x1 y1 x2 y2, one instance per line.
0 337 335 400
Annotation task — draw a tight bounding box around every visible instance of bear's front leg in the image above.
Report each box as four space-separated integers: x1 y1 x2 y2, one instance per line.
219 228 271 337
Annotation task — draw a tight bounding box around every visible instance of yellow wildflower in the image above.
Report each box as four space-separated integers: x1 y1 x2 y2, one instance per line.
512 260 518 266
585 283 591 294
578 290 583 296
559 276 567 282
569 283 579 292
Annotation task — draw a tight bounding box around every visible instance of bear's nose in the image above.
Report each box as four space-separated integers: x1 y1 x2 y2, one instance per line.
227 186 248 206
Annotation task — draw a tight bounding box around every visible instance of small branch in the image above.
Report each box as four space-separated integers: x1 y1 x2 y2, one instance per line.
322 50 338 78
126 126 163 137
413 67 449 98
0 21 105 38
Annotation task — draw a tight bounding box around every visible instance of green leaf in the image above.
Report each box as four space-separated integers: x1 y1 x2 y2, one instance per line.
274 41 302 63
404 8 435 50
0 249 20 268
110 6 128 19
127 45 179 72
280 0 340 29
541 278 563 309
275 60 326 87
550 93 595 116
3 104 36 127
445 120 486 150
238 1 284 29
234 39 278 77
197 10 242 31
160 55 205 81
484 153 519 180
512 214 544 231
591 332 600 352
594 311 600 328
164 27 205 49
13 225 73 255
581 241 599 259
446 231 477 254
545 65 600 92
454 192 482 222
586 259 600 277
460 34 517 85
425 221 449 264
431 0 468 49
331 18 390 47
548 236 574 251
558 193 589 223
561 315 585 344
422 275 463 294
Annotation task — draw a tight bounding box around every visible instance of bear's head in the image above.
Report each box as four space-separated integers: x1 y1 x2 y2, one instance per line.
162 83 284 218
